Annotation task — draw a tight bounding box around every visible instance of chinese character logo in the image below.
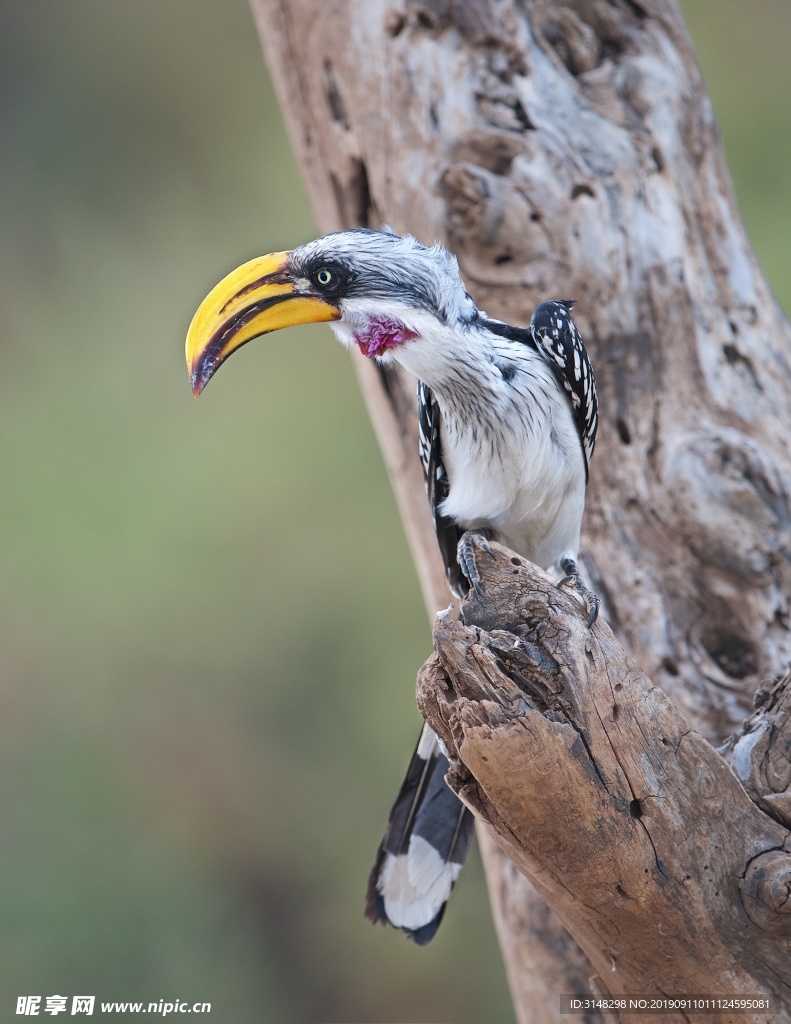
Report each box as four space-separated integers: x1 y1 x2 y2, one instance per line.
16 997 41 1016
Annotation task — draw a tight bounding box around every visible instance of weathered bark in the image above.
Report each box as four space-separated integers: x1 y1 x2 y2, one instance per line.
248 0 791 1019
723 672 791 836
418 535 790 1021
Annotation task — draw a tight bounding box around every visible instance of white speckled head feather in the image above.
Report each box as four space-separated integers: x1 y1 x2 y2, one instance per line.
290 228 477 325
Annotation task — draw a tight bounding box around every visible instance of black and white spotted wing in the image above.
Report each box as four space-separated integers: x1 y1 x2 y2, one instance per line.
417 380 467 597
529 300 598 480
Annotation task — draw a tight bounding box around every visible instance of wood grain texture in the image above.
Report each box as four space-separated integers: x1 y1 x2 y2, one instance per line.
419 536 790 1021
248 1 791 1019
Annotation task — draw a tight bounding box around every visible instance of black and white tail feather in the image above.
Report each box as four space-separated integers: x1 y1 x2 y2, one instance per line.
366 298 598 943
364 724 474 944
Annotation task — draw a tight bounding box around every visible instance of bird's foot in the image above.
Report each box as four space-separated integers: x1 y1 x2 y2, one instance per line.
457 530 495 597
558 558 599 627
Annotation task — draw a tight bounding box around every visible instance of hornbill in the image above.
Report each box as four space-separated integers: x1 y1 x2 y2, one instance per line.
186 226 599 944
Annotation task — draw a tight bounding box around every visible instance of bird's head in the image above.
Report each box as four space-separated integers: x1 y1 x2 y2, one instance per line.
186 227 476 395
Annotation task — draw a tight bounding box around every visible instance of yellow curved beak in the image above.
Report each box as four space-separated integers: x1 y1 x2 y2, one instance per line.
186 251 341 396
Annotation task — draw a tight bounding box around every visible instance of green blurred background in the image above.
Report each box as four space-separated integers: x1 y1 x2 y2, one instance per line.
0 2 788 1021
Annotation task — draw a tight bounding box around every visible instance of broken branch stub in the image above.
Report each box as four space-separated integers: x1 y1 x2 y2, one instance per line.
723 671 791 832
417 536 791 1013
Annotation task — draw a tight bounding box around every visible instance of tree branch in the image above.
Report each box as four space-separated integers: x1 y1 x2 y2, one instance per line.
419 536 791 1016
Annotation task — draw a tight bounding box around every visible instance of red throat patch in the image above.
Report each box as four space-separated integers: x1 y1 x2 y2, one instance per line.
354 316 418 358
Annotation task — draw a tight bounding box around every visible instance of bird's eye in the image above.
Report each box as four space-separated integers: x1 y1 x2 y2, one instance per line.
315 268 333 288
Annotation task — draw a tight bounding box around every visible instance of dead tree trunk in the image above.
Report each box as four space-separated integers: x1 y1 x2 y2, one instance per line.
420 535 791 1021
248 0 791 1019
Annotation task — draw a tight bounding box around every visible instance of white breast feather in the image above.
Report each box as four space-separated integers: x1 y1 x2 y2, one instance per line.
437 341 585 571
332 304 587 572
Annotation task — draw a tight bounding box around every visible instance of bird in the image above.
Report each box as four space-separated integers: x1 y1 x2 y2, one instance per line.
185 225 599 945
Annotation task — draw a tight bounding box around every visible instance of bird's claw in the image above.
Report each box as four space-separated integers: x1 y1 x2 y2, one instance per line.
457 531 495 597
557 559 599 627
477 535 495 560
584 594 600 629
